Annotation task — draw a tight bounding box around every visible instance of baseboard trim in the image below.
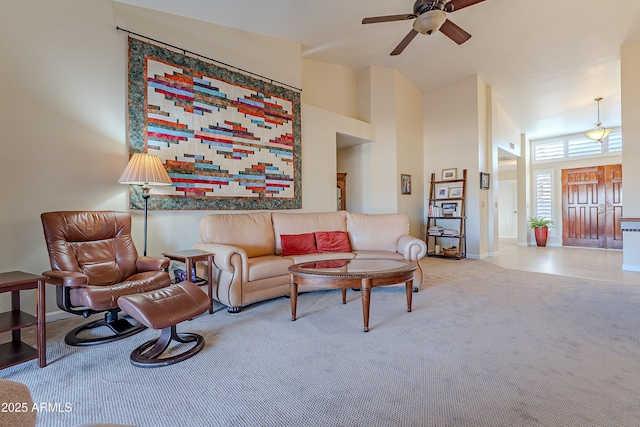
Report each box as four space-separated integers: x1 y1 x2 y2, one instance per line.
622 264 640 272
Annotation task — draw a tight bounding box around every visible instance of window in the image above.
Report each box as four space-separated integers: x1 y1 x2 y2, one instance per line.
534 140 564 162
534 170 553 221
533 169 556 238
608 131 622 152
567 136 602 157
532 128 622 163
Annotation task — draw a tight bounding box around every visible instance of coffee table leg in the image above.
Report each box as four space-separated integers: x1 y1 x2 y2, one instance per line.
361 278 371 332
341 288 347 304
406 279 413 313
290 275 298 321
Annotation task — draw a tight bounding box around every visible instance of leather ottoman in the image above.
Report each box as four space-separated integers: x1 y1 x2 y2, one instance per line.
117 281 210 367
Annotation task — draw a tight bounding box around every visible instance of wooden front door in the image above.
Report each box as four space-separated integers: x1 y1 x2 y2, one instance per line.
562 164 622 249
605 164 623 249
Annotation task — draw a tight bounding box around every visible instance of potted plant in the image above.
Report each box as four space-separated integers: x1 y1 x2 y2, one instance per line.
529 216 555 247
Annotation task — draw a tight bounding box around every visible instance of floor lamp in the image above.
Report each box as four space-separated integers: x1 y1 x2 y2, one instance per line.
118 153 172 256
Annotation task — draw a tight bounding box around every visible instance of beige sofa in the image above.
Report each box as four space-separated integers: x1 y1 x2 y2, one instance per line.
192 211 427 313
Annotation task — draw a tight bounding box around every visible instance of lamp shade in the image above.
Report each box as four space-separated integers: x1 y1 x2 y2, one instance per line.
585 127 612 142
118 153 172 186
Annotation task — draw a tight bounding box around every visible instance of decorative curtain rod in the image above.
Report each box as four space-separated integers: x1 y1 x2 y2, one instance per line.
115 26 302 92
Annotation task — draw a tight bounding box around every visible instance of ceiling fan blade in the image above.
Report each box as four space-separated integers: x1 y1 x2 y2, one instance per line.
390 29 419 56
362 14 416 25
446 0 486 12
439 19 471 45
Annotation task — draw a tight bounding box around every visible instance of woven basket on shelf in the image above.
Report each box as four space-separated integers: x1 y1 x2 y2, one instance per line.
443 247 458 256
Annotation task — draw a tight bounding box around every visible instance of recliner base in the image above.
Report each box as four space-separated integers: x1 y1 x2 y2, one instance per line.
65 316 145 346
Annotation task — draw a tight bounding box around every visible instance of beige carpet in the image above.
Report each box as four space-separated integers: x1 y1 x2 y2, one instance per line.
1 258 639 427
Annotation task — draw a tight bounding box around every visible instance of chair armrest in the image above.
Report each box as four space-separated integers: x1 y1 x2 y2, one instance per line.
397 235 427 261
42 270 89 287
137 256 170 272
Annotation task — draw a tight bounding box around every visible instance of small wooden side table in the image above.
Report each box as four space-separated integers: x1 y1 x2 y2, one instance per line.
162 249 214 314
0 271 46 368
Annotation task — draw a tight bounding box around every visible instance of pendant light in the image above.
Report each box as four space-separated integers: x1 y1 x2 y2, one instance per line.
585 97 611 142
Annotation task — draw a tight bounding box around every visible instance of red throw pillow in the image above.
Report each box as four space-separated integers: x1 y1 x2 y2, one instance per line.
281 233 318 256
315 231 351 253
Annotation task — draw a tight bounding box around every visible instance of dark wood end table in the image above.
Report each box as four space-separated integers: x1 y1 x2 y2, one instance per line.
0 271 47 368
289 259 417 332
162 250 214 314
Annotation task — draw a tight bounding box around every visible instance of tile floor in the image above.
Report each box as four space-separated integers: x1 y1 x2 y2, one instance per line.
484 238 640 285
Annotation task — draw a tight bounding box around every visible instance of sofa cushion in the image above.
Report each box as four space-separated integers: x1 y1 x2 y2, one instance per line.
272 211 347 255
247 256 294 282
281 233 317 256
316 231 351 253
199 212 274 258
347 212 409 252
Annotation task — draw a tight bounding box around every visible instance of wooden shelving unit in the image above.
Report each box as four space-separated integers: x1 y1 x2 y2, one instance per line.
426 169 466 260
0 271 47 369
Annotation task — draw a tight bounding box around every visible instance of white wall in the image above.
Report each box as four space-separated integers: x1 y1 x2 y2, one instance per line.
301 58 377 215
424 76 488 258
395 72 425 237
518 135 532 246
487 88 524 255
620 40 640 271
359 67 399 214
302 59 357 119
351 67 425 235
303 104 376 212
337 143 372 212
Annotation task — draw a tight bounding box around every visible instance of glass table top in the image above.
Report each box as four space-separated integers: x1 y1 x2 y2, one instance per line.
289 258 416 277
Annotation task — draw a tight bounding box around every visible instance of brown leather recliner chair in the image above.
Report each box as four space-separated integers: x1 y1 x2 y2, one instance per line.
41 211 172 346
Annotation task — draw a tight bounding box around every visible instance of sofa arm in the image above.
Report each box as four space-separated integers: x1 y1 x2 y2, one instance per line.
136 256 170 272
397 235 427 261
42 270 89 287
192 242 248 309
192 242 249 283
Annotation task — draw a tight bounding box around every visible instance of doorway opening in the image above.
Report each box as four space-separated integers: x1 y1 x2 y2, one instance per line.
498 149 519 239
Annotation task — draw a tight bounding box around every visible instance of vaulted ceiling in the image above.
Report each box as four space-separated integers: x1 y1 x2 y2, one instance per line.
116 0 640 141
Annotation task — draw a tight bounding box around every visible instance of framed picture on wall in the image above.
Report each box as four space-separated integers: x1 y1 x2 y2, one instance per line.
480 172 490 190
401 174 412 195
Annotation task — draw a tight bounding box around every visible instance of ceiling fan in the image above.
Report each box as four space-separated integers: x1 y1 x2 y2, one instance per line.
362 0 486 55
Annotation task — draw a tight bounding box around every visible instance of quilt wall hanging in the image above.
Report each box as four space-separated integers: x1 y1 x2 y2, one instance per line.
127 37 301 210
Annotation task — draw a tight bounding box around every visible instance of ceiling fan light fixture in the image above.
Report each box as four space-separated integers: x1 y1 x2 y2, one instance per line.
413 9 447 35
584 97 611 143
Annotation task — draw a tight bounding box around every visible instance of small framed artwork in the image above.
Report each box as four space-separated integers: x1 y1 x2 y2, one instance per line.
480 172 490 190
441 202 458 216
442 168 457 181
435 184 449 199
401 174 411 195
449 186 463 198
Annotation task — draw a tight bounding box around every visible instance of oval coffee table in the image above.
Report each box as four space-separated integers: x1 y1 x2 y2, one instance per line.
288 259 418 332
